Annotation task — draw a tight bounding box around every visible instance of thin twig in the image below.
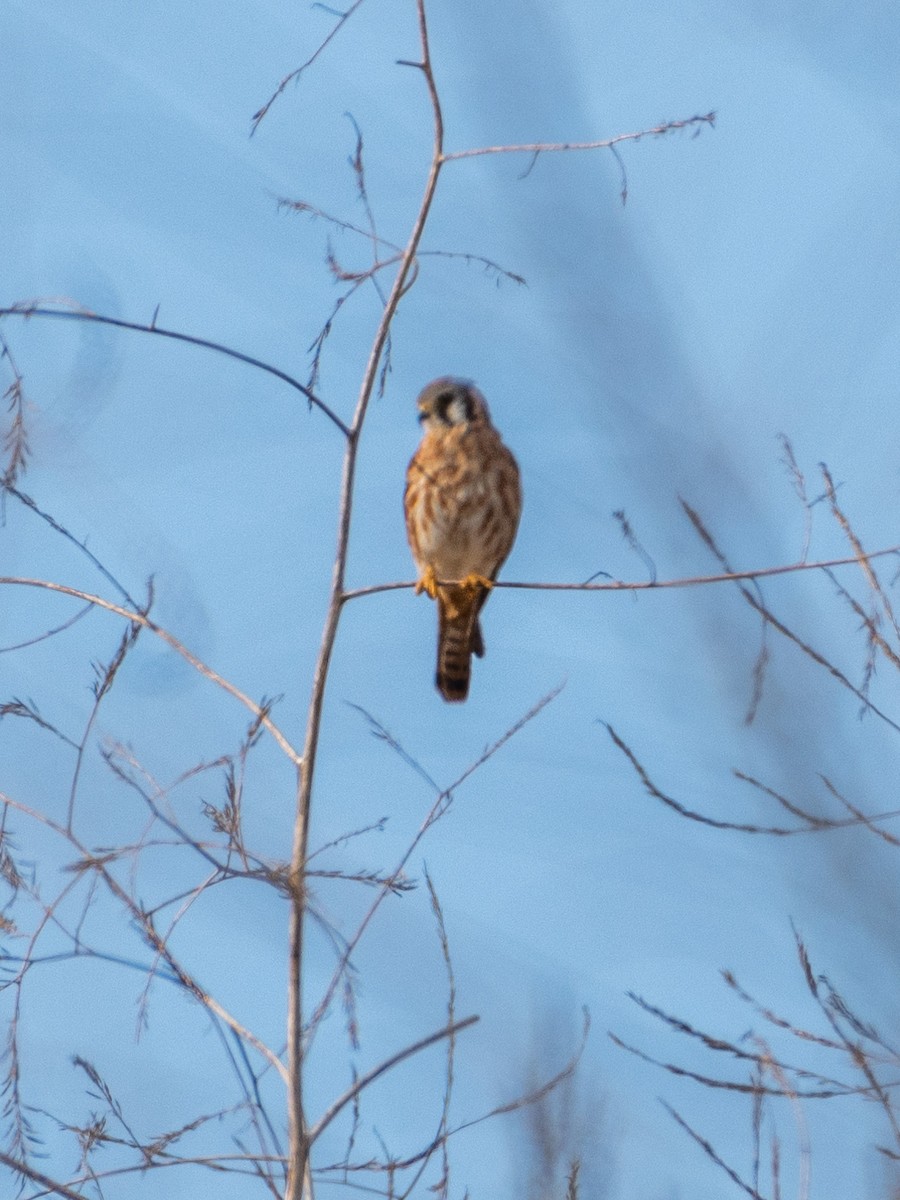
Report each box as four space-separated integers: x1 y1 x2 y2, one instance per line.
661 1103 763 1199
0 599 94 653
276 198 526 284
821 464 900 642
251 0 368 133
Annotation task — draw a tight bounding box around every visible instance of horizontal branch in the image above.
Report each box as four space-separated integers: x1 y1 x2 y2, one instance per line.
440 112 716 162
0 303 350 438
340 544 900 602
0 577 302 766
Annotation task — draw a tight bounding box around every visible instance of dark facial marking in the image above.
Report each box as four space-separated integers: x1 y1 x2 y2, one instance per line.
436 388 457 424
436 386 474 426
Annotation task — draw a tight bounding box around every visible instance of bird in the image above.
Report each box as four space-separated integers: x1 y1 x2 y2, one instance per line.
404 377 522 702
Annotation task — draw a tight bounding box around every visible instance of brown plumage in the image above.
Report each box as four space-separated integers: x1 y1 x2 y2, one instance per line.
404 377 522 702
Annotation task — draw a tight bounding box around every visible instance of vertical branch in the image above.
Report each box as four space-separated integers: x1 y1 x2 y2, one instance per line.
285 4 445 1198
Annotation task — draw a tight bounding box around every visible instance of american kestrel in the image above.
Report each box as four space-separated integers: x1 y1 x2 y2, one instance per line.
404 377 522 702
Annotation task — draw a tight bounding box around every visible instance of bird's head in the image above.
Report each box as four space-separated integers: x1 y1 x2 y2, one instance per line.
415 377 490 431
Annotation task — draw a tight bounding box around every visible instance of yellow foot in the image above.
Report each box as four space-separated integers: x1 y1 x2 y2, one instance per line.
415 565 439 599
460 573 494 594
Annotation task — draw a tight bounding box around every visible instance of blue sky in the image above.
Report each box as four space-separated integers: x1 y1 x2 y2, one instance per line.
4 1 900 1197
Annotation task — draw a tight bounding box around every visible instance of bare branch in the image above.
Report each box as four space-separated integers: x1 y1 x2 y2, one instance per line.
449 1008 591 1133
610 1033 854 1100
0 600 94 653
339 544 900 601
661 1103 764 1199
308 1015 478 1144
0 303 350 437
5 486 140 606
285 6 448 1193
778 434 813 562
67 598 148 831
307 685 564 1055
0 576 302 765
0 330 30 491
251 0 367 133
441 113 716 163
606 724 851 836
276 197 527 285
1 788 289 1085
821 463 900 642
0 1149 90 1200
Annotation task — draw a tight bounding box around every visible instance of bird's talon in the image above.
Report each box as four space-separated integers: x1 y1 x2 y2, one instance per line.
461 573 493 594
415 566 439 599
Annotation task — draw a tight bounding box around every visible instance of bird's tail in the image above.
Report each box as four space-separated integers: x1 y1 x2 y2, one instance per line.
436 586 486 703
